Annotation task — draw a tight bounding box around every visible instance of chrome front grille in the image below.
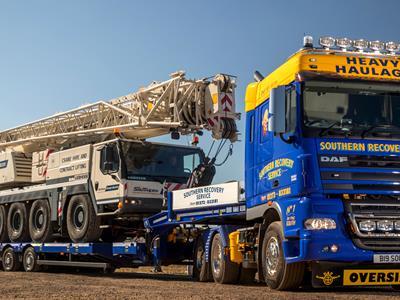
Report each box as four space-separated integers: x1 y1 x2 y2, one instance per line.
319 154 400 193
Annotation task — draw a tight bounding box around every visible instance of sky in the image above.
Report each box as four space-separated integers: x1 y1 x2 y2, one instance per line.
0 0 399 183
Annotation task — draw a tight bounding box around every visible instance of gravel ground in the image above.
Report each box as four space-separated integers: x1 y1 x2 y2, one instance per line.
0 266 399 299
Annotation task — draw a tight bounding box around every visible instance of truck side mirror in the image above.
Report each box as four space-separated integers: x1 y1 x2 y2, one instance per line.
268 86 287 134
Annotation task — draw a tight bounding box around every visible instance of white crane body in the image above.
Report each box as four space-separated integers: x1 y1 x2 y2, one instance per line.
0 72 238 244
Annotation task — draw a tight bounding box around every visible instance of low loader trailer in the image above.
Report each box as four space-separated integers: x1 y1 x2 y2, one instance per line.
3 35 400 291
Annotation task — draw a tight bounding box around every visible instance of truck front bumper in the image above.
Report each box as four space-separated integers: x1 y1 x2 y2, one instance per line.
117 197 163 217
311 261 400 287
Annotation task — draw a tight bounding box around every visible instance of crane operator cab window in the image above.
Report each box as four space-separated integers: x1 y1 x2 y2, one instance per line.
100 143 120 174
121 142 204 184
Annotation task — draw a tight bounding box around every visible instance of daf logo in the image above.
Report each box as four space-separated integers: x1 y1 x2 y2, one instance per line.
320 156 348 163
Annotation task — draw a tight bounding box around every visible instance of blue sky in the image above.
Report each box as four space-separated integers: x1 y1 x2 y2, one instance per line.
0 0 399 182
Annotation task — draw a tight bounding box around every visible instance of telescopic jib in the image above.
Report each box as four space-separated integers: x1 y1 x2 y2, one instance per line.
0 71 239 153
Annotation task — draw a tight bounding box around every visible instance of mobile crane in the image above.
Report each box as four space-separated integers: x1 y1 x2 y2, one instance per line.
0 71 239 244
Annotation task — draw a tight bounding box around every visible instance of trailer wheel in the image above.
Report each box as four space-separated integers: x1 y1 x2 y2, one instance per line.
23 247 40 272
192 238 211 282
29 200 53 242
7 202 30 242
262 221 304 290
0 205 9 242
67 195 102 242
2 247 21 271
210 233 240 284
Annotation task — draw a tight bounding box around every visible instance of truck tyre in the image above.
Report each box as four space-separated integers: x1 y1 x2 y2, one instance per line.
0 205 9 242
67 195 102 242
29 200 53 242
238 267 257 284
2 247 21 271
262 221 305 290
192 238 212 282
7 202 30 242
23 247 40 272
210 233 240 284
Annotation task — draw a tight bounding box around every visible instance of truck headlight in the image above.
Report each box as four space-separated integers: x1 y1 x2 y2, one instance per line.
359 220 376 232
376 220 394 232
395 221 400 231
304 218 336 230
319 36 335 49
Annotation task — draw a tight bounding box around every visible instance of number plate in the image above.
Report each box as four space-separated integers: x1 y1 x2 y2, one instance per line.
373 254 400 264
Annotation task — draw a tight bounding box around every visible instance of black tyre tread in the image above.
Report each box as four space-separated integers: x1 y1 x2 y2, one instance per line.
29 200 53 242
192 238 212 282
211 233 240 284
2 248 21 272
263 221 305 291
7 202 30 242
239 267 256 284
67 195 102 242
23 247 40 272
277 261 305 290
0 205 9 242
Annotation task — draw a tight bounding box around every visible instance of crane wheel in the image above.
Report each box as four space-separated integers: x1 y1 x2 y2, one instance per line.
210 233 240 284
0 205 9 242
2 247 21 272
7 202 30 242
23 247 41 272
67 195 102 242
29 200 53 242
262 221 305 290
192 237 212 282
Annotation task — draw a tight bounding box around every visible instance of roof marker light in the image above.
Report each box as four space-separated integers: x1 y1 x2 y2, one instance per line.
353 39 369 52
386 41 399 54
303 35 314 48
336 37 353 51
369 40 385 53
319 36 335 49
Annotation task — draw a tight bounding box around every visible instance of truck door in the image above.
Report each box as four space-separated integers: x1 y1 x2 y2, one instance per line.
254 85 299 205
91 142 122 203
253 99 274 206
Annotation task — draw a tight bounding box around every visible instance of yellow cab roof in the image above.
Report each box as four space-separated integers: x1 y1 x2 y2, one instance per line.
245 48 400 112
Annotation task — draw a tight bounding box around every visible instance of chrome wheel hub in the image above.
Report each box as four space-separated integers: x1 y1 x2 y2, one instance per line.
212 243 223 277
266 236 280 277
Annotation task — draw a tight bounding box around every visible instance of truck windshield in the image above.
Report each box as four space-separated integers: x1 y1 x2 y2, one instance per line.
121 142 204 183
302 81 400 137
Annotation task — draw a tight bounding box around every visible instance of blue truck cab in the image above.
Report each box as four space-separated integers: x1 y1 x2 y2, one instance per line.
242 36 400 289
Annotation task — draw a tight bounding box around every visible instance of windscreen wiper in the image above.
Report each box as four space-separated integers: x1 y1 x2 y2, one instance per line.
304 119 329 126
361 124 400 138
319 119 353 137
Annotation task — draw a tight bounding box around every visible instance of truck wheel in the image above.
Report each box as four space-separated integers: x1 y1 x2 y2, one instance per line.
2 247 21 271
67 195 102 242
23 247 40 272
29 200 53 242
7 202 30 242
262 221 304 290
210 233 240 284
192 238 211 282
0 205 9 242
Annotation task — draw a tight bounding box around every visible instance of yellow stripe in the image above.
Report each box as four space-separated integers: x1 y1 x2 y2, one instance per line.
245 49 400 112
343 269 400 286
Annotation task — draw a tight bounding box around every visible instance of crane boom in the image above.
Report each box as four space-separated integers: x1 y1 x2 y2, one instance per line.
0 71 238 152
